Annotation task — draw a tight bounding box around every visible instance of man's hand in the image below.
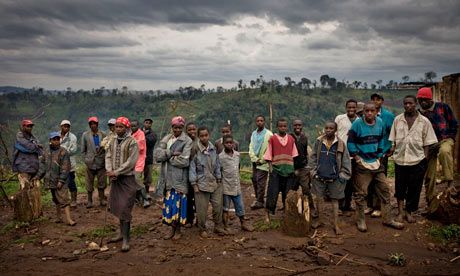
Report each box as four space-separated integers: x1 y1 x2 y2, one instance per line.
172 152 181 156
106 171 116 177
255 160 261 166
354 155 361 162
57 182 63 189
110 176 117 182
193 185 199 193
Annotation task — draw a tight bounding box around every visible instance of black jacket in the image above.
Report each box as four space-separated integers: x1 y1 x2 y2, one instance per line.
143 128 157 165
290 133 309 169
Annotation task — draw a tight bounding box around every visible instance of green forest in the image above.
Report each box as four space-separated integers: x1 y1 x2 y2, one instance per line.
0 85 413 166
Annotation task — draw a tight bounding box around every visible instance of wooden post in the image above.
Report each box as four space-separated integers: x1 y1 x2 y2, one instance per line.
282 190 311 237
13 179 43 222
269 103 273 132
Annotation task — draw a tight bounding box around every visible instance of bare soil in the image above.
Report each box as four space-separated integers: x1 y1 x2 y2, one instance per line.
0 179 459 276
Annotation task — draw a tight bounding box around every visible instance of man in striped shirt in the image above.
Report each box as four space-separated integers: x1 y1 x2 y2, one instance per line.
347 103 404 232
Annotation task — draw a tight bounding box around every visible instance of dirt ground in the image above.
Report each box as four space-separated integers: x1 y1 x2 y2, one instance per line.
0 178 459 276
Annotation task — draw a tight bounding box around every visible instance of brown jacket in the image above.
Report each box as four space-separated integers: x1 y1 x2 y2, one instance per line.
105 134 139 176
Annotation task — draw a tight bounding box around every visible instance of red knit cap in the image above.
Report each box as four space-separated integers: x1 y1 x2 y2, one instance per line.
417 87 432 99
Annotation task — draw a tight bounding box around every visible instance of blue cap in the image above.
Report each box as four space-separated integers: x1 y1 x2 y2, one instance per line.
49 132 60 139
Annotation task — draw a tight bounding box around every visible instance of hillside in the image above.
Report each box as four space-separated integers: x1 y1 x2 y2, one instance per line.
0 87 411 165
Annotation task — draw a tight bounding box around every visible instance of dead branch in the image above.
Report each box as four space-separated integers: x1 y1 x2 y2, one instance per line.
260 265 296 273
288 267 327 276
306 246 366 265
336 253 349 266
450 255 460 262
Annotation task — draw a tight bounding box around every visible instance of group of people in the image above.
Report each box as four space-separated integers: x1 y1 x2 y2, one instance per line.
11 87 458 251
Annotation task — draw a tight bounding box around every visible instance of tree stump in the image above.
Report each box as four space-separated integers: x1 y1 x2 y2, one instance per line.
13 180 43 222
427 188 460 225
282 190 311 237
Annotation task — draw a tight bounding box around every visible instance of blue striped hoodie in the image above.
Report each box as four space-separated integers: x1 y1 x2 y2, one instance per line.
347 117 385 163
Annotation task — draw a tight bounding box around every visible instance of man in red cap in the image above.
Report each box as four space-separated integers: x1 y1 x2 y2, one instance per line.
12 120 43 189
418 87 459 203
81 116 107 208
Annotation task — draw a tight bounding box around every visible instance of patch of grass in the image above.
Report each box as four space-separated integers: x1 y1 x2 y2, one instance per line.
13 234 42 244
74 225 117 239
239 170 252 183
253 219 283 231
131 225 150 237
428 223 460 244
33 216 49 223
1 220 31 234
387 159 395 178
388 252 406 266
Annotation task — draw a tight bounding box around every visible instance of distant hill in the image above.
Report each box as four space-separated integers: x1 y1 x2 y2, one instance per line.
0 86 412 165
0 86 27 94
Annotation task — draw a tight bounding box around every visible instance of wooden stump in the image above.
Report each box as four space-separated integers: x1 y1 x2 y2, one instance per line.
427 188 460 225
282 190 311 237
13 180 43 222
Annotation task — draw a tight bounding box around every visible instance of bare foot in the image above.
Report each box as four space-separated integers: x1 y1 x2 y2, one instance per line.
405 211 416 223
334 225 343 235
395 212 404 223
264 213 270 225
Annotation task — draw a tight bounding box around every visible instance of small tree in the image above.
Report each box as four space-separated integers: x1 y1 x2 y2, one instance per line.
402 75 410 83
425 71 437 82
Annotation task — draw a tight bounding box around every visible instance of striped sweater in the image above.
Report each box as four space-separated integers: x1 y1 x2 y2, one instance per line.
264 134 298 177
347 117 385 163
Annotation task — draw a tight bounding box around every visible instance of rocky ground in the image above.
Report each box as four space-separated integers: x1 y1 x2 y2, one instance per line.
0 179 459 276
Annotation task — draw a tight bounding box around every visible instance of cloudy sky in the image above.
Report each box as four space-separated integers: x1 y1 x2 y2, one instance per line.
1 0 459 91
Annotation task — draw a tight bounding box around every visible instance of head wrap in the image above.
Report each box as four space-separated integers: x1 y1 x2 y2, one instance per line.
49 132 60 139
116 117 131 128
417 87 433 100
171 116 185 126
22 120 34 126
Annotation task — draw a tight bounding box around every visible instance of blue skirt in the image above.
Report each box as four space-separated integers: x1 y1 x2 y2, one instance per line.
162 188 187 226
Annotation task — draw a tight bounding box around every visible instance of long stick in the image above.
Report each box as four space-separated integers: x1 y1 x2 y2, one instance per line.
99 202 110 247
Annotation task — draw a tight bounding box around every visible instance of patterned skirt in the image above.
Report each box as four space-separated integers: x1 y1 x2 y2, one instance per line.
162 188 187 226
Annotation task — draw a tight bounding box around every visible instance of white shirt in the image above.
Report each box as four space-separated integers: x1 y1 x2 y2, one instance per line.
389 113 438 166
335 113 357 144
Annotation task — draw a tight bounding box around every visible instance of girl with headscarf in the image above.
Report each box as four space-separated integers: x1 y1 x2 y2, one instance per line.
154 116 192 240
106 117 139 252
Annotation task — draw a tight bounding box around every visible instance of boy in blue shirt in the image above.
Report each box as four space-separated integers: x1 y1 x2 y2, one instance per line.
348 103 404 232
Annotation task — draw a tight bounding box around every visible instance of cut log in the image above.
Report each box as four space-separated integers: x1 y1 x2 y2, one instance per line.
13 180 43 222
282 190 311 237
427 188 460 225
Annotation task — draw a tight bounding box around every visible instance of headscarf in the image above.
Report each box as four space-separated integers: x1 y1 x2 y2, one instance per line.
171 116 185 126
116 117 131 128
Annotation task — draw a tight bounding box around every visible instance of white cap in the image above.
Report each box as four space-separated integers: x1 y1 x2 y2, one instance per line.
108 118 116 125
60 120 71 126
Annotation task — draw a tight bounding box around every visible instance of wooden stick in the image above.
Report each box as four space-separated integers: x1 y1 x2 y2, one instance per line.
310 229 318 239
288 267 327 276
306 246 366 265
336 253 349 266
260 265 296 273
450 255 460 262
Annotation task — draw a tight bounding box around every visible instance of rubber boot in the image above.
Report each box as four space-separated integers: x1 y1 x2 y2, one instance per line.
140 189 151 208
86 191 93 208
70 191 77 207
121 221 130 252
381 203 404 230
145 185 152 200
64 206 76 226
223 212 233 235
109 220 123 243
98 188 107 206
240 216 254 232
356 202 367 232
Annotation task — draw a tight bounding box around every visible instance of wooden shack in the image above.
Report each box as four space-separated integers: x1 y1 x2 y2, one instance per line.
433 73 460 172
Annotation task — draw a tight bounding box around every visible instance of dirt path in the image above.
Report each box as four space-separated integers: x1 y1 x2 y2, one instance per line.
0 179 459 276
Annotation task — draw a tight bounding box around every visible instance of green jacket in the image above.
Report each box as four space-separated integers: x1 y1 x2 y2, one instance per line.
36 146 70 189
249 129 273 172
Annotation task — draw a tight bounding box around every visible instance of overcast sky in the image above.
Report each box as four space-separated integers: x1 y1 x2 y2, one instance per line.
1 0 459 91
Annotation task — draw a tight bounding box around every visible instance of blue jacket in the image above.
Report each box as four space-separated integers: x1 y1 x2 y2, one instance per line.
378 107 395 154
189 141 222 193
12 131 42 174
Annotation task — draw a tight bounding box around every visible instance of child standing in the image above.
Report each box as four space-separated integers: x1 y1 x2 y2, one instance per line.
219 135 254 234
33 132 76 226
214 123 239 154
307 122 351 235
189 126 225 237
264 119 298 224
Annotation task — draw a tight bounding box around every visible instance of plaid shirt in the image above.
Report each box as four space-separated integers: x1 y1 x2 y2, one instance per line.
419 102 458 142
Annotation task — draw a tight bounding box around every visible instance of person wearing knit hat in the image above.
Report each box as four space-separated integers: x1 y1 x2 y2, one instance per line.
59 120 79 207
81 116 107 208
418 87 459 205
154 116 193 240
12 120 43 190
32 132 76 226
105 117 139 252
